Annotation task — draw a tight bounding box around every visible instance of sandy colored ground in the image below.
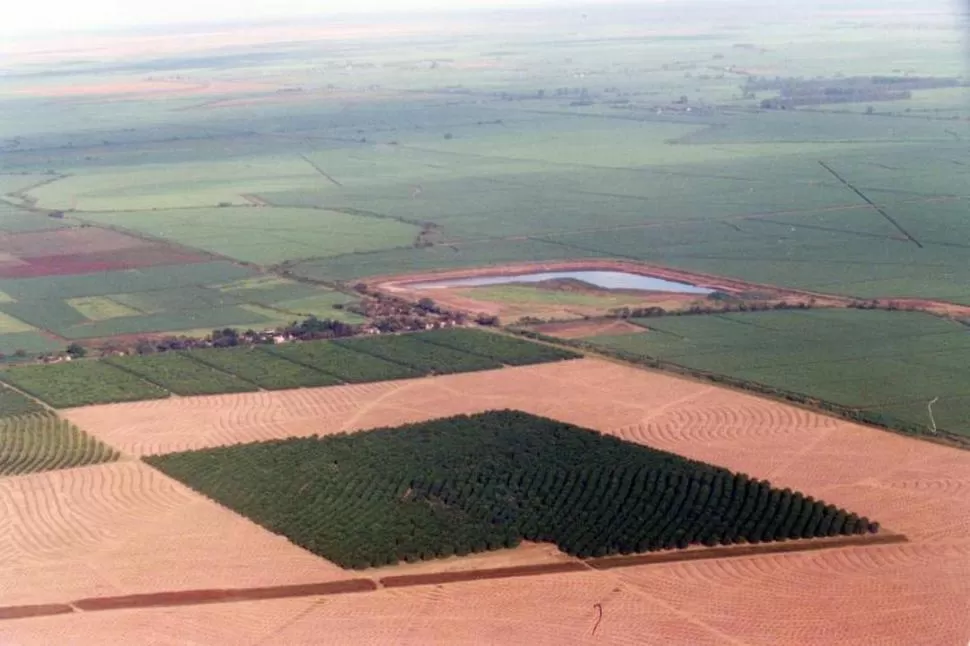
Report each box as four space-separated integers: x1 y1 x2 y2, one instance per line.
11 358 970 644
533 319 648 339
0 460 354 608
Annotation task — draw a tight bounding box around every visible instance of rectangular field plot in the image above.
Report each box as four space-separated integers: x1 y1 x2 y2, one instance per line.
146 411 874 569
413 328 581 365
0 385 44 419
106 353 257 396
264 341 421 383
0 414 118 476
334 335 502 375
0 262 256 303
80 207 421 265
587 310 970 436
185 347 342 390
0 362 169 408
65 296 141 321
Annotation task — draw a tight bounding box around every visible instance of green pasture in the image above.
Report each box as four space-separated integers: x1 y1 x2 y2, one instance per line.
587 309 970 436
66 296 142 321
79 206 420 265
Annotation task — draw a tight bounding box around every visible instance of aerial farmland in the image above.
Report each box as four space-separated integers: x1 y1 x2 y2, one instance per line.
0 0 967 643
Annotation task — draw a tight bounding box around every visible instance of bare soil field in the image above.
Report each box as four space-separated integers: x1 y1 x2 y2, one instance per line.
0 228 211 278
533 319 648 339
0 461 356 608
0 228 146 258
14 358 970 644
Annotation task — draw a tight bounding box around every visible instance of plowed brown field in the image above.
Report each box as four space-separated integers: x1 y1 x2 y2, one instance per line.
7 358 968 644
0 461 354 608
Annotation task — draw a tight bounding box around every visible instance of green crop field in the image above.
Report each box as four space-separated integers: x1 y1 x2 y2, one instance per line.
105 353 258 396
0 413 119 476
66 296 142 321
0 262 256 303
0 384 45 418
586 310 970 437
0 2 964 439
0 331 66 358
0 361 170 408
414 328 581 365
263 340 422 383
80 207 421 266
147 411 876 568
334 335 502 375
0 311 35 334
185 347 343 390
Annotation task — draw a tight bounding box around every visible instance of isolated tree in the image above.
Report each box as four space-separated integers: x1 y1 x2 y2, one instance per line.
66 343 87 359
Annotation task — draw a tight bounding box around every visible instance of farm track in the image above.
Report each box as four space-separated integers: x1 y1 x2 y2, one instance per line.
0 532 904 621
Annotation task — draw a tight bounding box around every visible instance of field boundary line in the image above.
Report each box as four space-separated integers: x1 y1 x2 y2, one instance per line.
0 533 906 621
585 532 907 570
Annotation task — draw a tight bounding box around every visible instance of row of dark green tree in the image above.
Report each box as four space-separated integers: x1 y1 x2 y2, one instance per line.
147 411 877 569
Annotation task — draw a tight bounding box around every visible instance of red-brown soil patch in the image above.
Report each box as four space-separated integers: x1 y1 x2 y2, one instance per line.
0 227 211 278
0 228 146 258
0 245 211 278
532 319 647 339
73 579 377 612
0 461 356 608
380 562 589 588
0 604 74 621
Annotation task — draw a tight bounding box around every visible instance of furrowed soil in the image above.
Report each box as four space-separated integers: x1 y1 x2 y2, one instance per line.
8 358 968 644
0 461 356 609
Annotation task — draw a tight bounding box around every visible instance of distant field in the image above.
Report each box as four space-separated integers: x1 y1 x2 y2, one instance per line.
185 347 343 390
1 361 169 408
413 328 580 366
0 331 66 357
105 353 258 396
0 311 34 334
1 329 577 406
586 310 970 436
79 206 421 265
0 259 359 348
334 335 502 375
66 296 142 321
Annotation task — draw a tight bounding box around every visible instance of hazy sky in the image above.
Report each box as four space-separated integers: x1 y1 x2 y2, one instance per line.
3 0 574 36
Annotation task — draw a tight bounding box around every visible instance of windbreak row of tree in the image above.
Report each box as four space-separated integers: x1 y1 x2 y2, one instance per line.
147 411 877 569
